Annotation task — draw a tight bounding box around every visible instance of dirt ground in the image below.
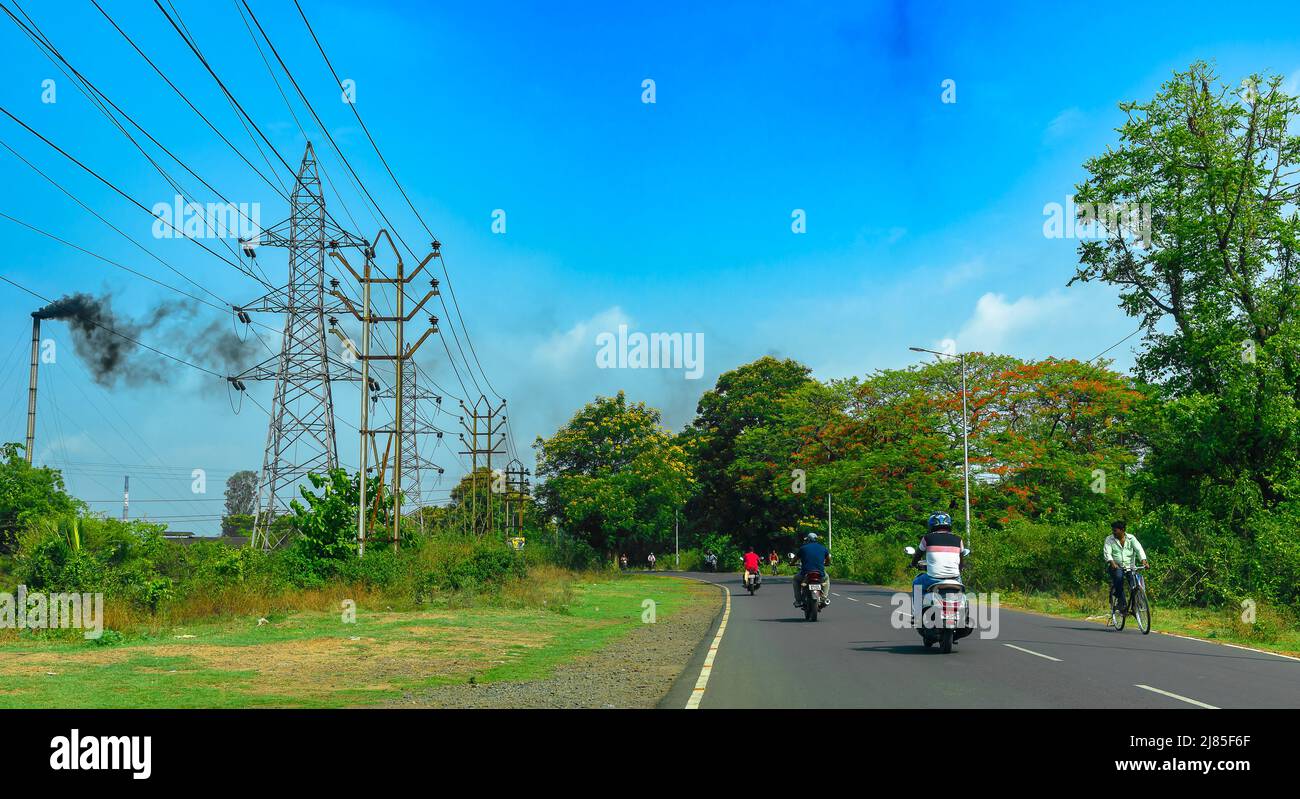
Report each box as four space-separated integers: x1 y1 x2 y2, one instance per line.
386 581 723 708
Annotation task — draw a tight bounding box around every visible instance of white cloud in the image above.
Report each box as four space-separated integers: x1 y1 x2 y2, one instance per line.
941 258 985 289
533 305 630 373
945 290 1074 354
938 285 1137 367
1045 107 1083 141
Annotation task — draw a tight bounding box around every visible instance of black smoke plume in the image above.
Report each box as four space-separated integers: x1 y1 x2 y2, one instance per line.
33 292 255 388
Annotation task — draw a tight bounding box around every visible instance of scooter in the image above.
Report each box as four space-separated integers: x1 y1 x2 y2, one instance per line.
743 568 762 595
903 546 975 653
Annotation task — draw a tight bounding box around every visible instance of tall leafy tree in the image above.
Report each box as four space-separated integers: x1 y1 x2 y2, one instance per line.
534 392 693 555
1070 62 1300 603
685 357 813 543
223 470 258 517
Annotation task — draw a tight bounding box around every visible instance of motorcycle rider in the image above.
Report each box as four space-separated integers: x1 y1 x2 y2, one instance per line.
1104 520 1148 614
910 512 966 624
742 546 761 588
792 533 831 607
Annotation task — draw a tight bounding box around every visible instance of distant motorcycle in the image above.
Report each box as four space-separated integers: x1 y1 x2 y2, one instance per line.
797 570 827 621
703 554 718 572
743 568 762 595
903 546 974 654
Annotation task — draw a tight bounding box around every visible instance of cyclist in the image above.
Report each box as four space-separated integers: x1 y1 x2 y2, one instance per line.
1103 520 1147 613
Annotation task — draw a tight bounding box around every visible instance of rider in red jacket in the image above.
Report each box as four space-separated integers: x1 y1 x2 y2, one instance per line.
742 548 761 587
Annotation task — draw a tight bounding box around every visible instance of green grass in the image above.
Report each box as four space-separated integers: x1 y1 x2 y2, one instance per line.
0 573 711 708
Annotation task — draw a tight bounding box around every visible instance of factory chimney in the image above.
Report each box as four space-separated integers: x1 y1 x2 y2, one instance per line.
25 313 39 465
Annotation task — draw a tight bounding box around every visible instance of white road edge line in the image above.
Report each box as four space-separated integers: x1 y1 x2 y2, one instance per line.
1135 684 1219 709
686 585 731 709
1003 643 1062 662
1159 632 1300 662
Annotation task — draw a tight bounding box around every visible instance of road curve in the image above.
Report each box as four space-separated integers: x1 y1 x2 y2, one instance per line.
659 571 1300 709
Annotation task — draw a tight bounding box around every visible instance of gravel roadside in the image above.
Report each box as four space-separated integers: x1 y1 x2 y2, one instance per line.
387 578 723 709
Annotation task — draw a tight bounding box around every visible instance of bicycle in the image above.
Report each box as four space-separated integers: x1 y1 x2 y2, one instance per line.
1109 565 1151 634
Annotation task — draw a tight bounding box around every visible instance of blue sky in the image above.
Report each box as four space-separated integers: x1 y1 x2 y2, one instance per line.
0 0 1297 533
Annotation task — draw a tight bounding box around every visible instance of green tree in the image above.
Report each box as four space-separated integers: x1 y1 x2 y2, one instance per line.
685 356 813 544
534 392 693 556
0 442 81 554
224 470 258 517
1070 62 1300 604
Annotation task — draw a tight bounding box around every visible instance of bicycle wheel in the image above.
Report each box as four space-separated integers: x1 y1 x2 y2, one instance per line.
1134 588 1151 634
1110 591 1125 630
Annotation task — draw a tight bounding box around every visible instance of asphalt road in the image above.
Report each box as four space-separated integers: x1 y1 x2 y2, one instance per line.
659 571 1300 709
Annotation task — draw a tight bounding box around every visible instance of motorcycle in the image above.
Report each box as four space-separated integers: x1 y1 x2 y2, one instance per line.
903 546 974 654
797 570 828 621
703 555 718 572
743 568 762 595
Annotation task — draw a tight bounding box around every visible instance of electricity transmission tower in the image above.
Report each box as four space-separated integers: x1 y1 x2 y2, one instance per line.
457 396 507 536
230 142 366 551
504 458 531 535
377 361 445 511
330 231 441 555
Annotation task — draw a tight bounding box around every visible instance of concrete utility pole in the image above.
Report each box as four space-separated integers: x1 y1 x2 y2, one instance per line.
457 396 507 536
331 231 441 554
675 508 679 568
229 143 368 550
122 476 129 522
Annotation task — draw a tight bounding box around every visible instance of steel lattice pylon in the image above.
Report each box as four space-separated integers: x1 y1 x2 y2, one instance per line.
233 143 365 550
393 362 444 509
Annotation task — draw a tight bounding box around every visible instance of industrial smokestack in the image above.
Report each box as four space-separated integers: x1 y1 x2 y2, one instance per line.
25 313 39 465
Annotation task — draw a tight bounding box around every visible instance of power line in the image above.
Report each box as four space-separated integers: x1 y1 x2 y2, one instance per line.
1089 325 1144 363
293 0 503 402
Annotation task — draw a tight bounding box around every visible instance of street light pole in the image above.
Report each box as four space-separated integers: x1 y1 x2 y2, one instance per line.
909 346 972 550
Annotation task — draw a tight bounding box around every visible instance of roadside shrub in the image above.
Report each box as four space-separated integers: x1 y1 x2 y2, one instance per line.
970 520 1103 595
430 542 526 592
334 548 401 589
